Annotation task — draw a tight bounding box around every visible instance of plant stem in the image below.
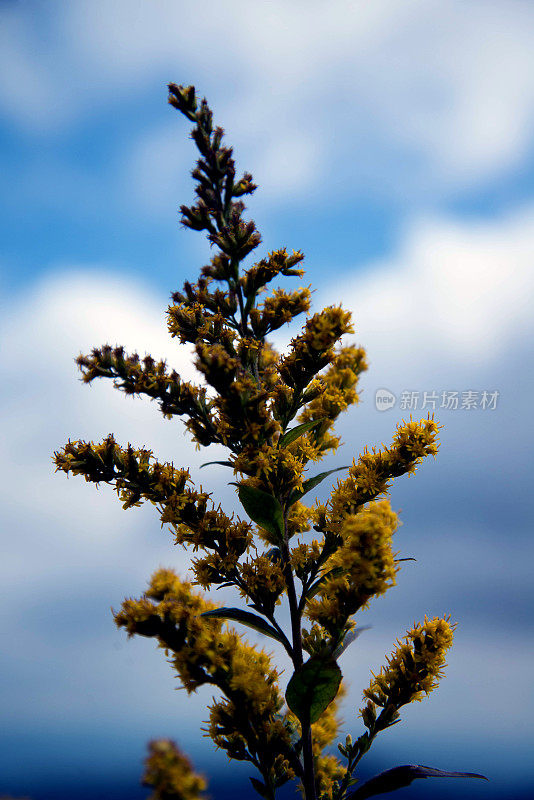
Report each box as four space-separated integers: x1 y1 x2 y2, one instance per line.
335 729 378 800
280 509 317 800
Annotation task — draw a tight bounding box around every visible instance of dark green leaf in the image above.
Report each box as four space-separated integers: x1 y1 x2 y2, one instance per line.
199 460 234 469
348 764 488 800
200 607 284 645
229 483 284 541
278 419 325 449
285 656 342 724
288 465 351 505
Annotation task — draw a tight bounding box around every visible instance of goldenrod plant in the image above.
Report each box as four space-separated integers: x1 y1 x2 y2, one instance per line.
53 83 487 800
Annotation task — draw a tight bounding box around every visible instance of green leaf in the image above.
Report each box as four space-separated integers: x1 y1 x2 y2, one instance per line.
278 419 325 449
199 460 234 469
200 607 284 645
288 465 351 505
229 483 284 542
285 656 342 724
348 764 488 800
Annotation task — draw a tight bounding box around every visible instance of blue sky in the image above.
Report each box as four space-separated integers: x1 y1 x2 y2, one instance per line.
1 2 534 799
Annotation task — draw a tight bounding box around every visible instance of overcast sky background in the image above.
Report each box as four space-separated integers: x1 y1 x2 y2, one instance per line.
1 2 533 799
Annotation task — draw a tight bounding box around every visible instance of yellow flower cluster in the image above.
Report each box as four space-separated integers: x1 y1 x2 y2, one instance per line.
314 755 346 800
309 307 354 352
75 344 219 446
363 615 455 712
188 552 235 590
290 539 322 580
285 434 325 467
277 306 355 391
238 247 306 299
114 569 223 688
238 552 286 614
326 417 439 532
202 633 297 786
285 501 314 539
305 501 399 638
232 442 307 497
114 568 285 709
250 286 312 338
53 433 197 511
170 503 252 558
301 623 331 658
208 367 280 451
167 277 290 454
167 290 237 348
295 346 368 459
194 341 240 393
167 251 319 458
206 697 296 787
53 436 253 587
142 739 207 800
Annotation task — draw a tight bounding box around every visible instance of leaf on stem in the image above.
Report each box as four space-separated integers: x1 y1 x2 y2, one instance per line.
286 656 342 724
278 419 325 449
347 764 488 799
288 466 351 505
199 460 234 469
200 607 285 645
229 483 285 542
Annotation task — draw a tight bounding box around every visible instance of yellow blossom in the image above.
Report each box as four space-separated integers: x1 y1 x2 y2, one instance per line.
363 615 456 711
325 417 440 533
238 552 286 612
305 501 399 638
142 739 208 800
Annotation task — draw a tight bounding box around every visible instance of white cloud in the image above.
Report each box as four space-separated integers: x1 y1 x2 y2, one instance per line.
2 1 534 197
123 123 193 214
248 127 322 198
312 204 534 382
0 8 68 131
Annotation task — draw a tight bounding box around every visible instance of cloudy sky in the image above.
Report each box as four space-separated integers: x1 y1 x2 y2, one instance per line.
1 2 533 799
